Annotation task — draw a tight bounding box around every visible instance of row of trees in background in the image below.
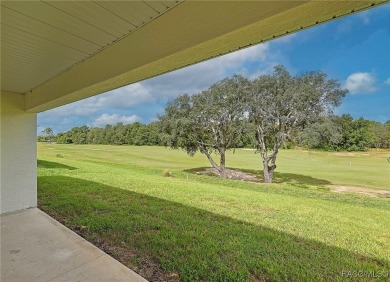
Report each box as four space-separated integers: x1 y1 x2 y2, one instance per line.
40 66 389 182
295 115 390 151
39 115 390 151
53 122 161 146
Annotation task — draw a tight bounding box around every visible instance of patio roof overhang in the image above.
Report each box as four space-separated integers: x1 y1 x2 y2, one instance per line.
1 1 387 113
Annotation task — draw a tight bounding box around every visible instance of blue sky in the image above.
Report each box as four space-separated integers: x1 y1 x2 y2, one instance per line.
38 4 390 134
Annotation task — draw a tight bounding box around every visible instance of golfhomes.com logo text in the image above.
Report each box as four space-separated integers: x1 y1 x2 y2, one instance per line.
341 270 389 279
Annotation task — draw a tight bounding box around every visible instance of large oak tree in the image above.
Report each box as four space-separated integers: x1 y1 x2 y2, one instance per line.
159 75 249 178
247 66 348 183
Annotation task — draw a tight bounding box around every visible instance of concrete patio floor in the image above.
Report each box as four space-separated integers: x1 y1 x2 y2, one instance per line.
1 208 147 282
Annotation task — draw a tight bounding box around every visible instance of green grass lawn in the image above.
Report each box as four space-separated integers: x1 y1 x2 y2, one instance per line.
37 143 390 281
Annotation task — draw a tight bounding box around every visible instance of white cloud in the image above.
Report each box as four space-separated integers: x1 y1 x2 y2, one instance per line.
344 72 377 94
273 33 297 43
90 114 141 128
357 11 371 25
337 11 371 33
336 20 353 33
44 82 154 117
385 77 390 85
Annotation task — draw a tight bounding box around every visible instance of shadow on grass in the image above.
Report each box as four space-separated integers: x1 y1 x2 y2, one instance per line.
185 167 331 186
38 176 388 282
273 171 331 186
37 160 77 170
184 167 390 212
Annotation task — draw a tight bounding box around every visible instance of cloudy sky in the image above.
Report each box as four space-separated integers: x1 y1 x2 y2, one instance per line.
38 4 390 134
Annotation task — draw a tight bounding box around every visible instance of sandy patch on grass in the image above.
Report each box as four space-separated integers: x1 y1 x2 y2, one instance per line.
197 168 259 182
330 185 390 198
334 152 355 157
333 152 371 157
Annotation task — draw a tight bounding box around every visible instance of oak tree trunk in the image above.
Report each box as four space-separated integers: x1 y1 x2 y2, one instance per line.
201 148 227 178
219 152 227 178
262 158 277 183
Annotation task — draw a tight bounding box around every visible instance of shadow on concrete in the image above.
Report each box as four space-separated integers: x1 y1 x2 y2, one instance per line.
38 176 388 282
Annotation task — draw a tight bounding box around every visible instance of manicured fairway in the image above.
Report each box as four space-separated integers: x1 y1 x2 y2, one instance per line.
37 143 390 281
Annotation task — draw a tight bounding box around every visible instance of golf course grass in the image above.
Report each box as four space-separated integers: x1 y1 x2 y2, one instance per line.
37 143 390 281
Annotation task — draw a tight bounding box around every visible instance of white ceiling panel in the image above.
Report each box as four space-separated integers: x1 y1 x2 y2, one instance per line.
2 6 101 53
1 0 182 93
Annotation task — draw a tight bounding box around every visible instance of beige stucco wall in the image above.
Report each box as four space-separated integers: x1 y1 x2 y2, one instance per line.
0 91 37 214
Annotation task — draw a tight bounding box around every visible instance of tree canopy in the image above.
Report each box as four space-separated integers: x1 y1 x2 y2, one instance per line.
247 66 348 182
159 75 249 177
42 127 54 143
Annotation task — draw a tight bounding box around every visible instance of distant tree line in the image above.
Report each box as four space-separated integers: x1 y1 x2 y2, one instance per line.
294 114 390 151
52 122 161 146
38 117 390 151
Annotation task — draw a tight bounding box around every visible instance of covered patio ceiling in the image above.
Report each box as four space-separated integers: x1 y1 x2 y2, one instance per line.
1 1 387 113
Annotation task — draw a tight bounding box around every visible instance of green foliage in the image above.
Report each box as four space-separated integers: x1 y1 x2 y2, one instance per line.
334 115 373 151
297 117 343 150
159 75 250 177
50 115 389 151
56 122 163 146
37 135 47 142
296 115 390 151
369 120 389 149
41 127 55 143
247 65 347 182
